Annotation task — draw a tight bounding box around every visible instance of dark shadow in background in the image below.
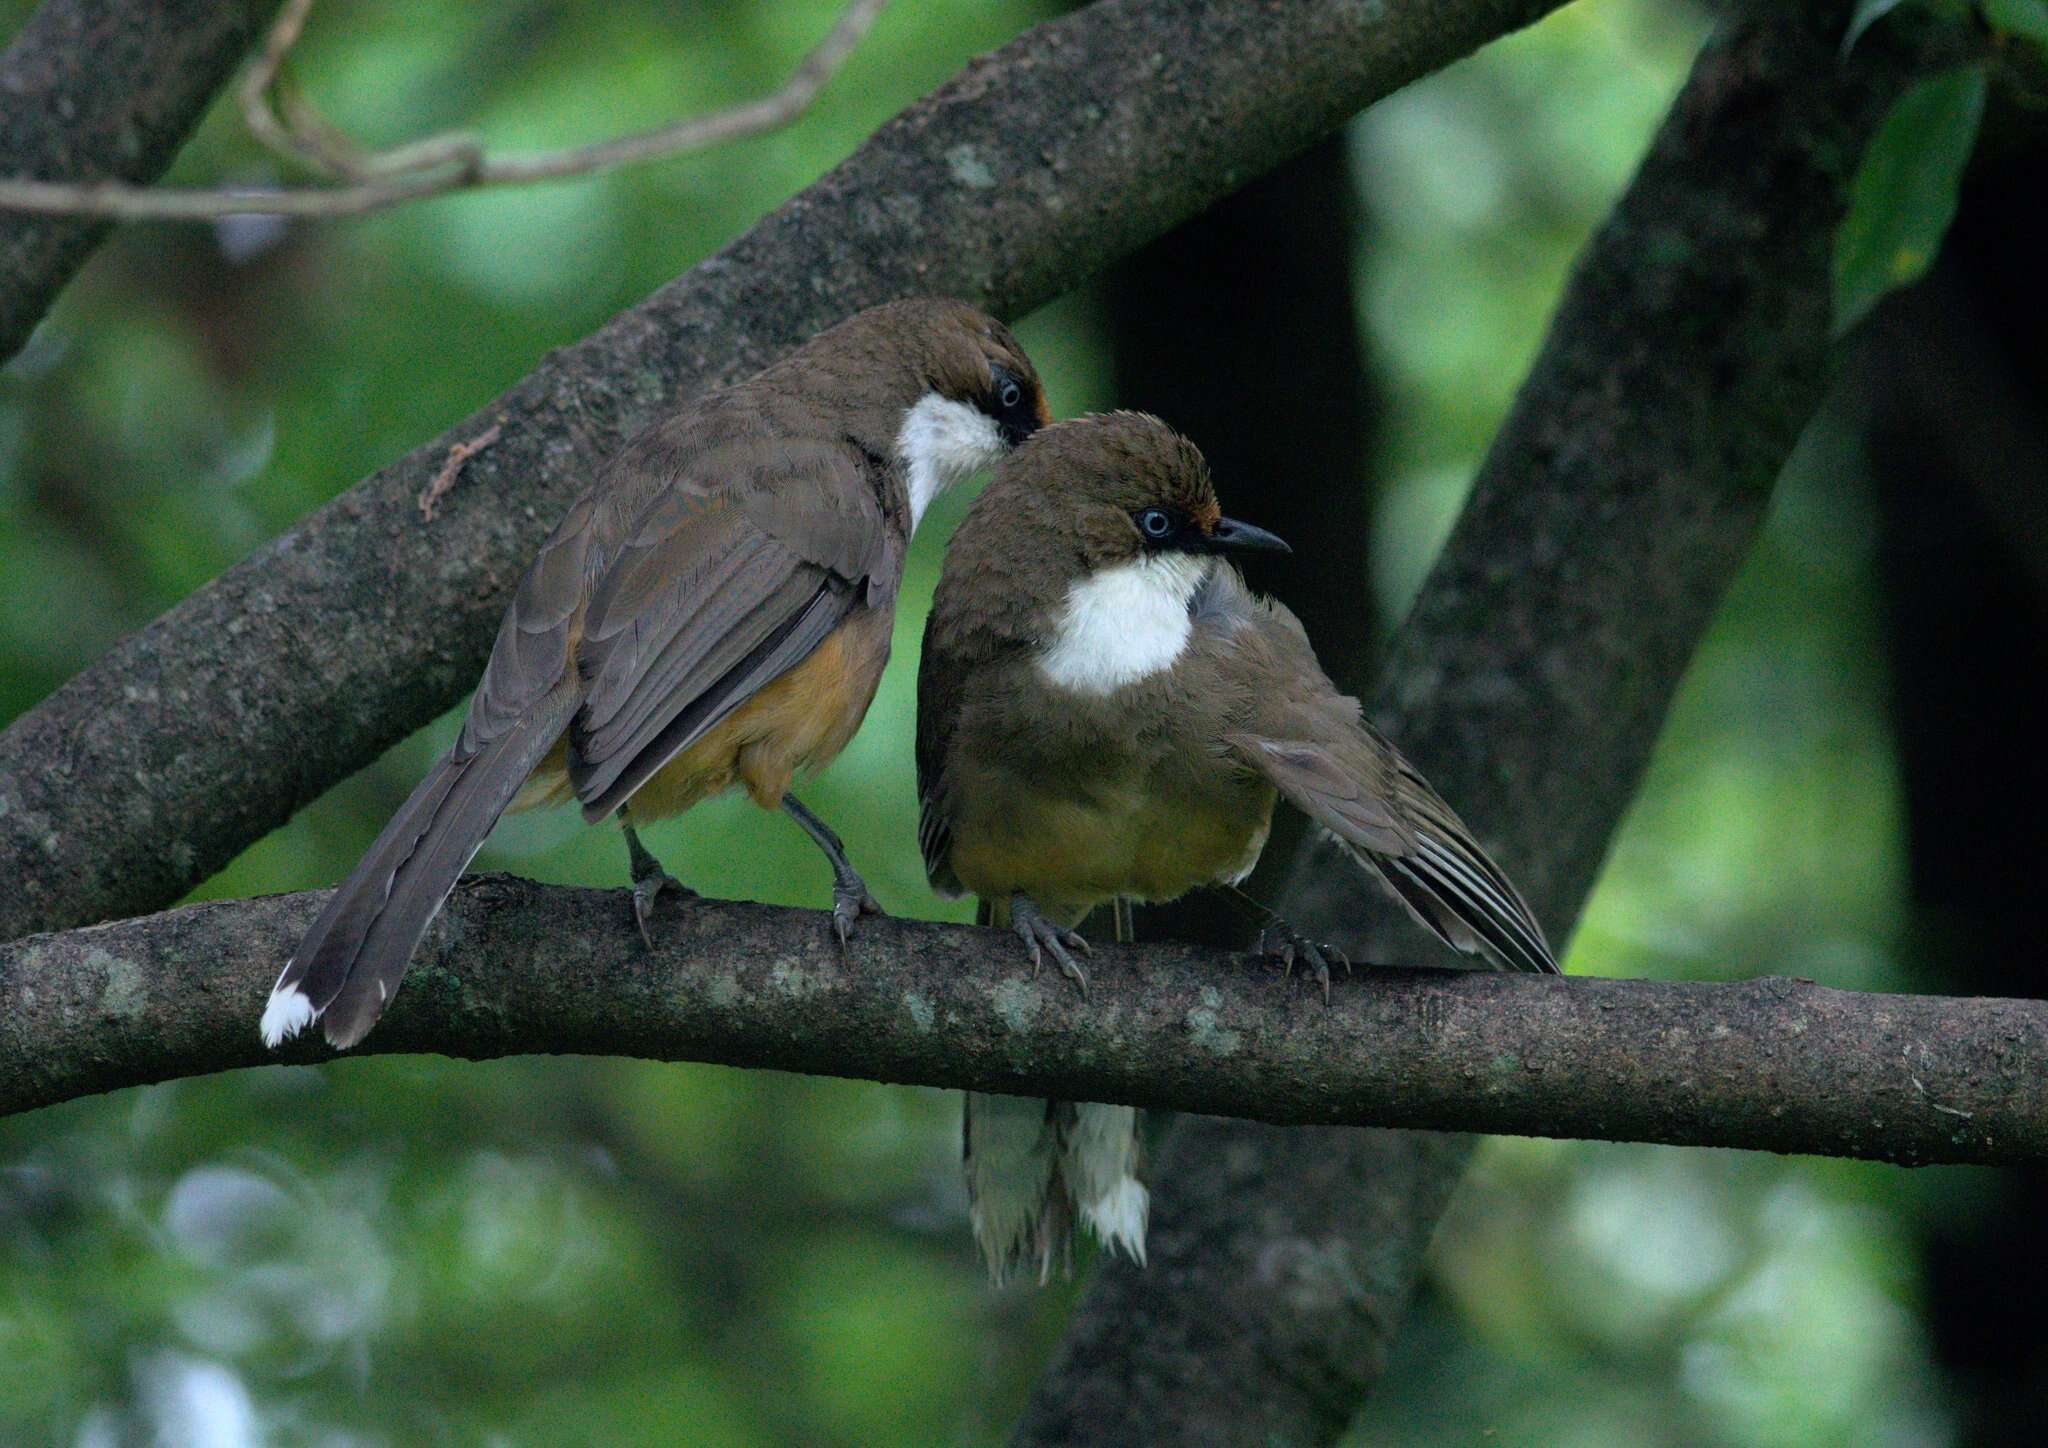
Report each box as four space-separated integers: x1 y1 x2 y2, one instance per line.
1100 133 1381 952
1871 140 2048 1448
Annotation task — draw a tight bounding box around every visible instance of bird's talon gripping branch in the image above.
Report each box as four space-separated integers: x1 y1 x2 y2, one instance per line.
1259 926 1350 1006
632 879 683 952
625 824 694 952
1011 894 1091 998
830 879 884 958
787 793 890 958
1260 925 1348 974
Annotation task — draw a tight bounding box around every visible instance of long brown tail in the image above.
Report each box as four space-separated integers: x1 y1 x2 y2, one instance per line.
261 679 579 1050
963 897 1147 1285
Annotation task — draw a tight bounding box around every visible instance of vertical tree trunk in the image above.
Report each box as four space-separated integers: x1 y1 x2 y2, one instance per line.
1103 135 1380 688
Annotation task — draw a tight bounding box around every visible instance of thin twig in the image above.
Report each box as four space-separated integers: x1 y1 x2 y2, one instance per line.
234 0 337 177
0 0 890 221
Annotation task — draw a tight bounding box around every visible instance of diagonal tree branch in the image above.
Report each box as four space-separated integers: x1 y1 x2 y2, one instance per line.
0 0 1570 946
3 880 2043 1165
0 0 285 363
1011 5 1953 1444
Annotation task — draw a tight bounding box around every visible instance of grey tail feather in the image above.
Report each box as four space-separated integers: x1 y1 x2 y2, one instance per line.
962 898 1149 1285
267 679 579 1049
964 1091 1071 1287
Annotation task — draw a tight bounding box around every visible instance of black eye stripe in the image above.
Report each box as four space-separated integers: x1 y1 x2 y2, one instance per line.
985 366 1040 447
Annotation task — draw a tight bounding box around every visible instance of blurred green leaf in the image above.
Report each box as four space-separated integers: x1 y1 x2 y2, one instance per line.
1842 0 1914 54
1983 0 2048 42
1842 0 1979 55
1832 64 1987 336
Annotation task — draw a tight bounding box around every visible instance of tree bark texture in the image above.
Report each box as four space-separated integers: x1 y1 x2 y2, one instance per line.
0 0 1568 944
0 0 285 362
2 881 2042 1169
1011 8 1944 1445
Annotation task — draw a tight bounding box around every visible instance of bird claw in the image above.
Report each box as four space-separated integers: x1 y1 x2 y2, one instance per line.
830 878 885 958
631 870 693 952
1258 926 1350 1006
1014 902 1091 999
624 825 694 951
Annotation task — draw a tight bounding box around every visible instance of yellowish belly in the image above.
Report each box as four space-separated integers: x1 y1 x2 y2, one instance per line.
949 782 1273 919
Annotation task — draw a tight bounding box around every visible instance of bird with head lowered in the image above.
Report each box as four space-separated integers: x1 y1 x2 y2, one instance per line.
916 411 1558 1283
264 297 1048 1051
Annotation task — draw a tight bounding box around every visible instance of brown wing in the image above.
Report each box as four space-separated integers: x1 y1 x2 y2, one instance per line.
568 433 890 820
1220 734 1415 855
914 638 963 892
914 540 1018 894
1212 583 1557 976
1227 727 1556 974
457 492 601 758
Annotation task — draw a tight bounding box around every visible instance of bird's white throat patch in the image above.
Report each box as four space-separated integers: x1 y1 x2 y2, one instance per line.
1038 553 1209 695
895 392 1006 533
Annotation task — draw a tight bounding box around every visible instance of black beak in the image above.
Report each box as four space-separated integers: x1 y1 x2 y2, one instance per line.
1200 516 1292 556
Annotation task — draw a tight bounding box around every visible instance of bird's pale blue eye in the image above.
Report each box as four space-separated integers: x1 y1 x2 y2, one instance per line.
1138 508 1174 539
999 380 1022 410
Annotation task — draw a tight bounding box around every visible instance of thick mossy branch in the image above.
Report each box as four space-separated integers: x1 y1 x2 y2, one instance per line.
1 879 2042 1166
0 0 1567 943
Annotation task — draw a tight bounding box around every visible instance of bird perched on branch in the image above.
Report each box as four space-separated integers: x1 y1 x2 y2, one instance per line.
916 411 1558 1282
264 298 1048 1050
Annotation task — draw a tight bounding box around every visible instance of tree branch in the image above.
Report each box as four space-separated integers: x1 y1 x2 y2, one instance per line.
0 0 284 362
1011 5 1949 1444
3 879 2042 1165
0 0 1569 946
0 0 893 220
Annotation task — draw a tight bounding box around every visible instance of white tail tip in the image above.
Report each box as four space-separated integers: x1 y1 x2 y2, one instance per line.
1080 1177 1150 1266
259 976 317 1049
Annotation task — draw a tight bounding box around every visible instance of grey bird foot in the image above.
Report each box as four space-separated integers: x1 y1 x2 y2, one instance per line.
781 793 882 959
632 871 695 951
624 824 695 951
1012 893 1091 998
830 875 885 958
1259 926 1352 1006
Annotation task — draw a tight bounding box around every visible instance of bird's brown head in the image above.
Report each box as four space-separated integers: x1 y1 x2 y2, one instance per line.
991 411 1290 572
812 297 1049 528
933 412 1291 697
892 296 1049 445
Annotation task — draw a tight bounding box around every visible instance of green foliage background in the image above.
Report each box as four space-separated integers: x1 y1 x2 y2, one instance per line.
0 1 1975 1443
